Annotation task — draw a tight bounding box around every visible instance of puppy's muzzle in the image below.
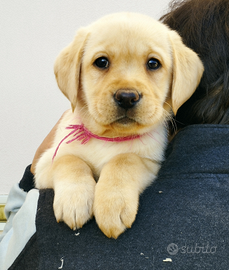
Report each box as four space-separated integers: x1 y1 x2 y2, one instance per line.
114 89 141 109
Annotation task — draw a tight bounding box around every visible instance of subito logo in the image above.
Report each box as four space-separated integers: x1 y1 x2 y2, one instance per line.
167 243 179 255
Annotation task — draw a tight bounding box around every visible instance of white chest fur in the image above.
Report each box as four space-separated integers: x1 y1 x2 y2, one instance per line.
35 110 167 188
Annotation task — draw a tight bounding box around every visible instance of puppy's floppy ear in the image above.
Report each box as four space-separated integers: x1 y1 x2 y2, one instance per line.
54 28 88 111
169 30 204 115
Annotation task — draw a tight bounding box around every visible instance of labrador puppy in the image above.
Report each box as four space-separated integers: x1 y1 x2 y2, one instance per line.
35 12 203 238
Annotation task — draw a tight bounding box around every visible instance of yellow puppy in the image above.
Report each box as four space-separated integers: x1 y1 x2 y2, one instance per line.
35 12 203 238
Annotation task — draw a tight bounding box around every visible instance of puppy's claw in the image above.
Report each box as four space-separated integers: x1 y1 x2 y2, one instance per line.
100 222 127 239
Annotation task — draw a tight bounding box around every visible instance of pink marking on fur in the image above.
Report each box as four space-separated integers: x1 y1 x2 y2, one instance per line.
146 132 161 145
127 138 134 151
52 128 77 161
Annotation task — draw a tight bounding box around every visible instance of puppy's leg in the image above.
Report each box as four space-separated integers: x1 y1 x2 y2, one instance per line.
93 153 160 238
52 155 96 230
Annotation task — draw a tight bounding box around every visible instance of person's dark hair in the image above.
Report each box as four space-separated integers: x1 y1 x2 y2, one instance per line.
160 0 229 131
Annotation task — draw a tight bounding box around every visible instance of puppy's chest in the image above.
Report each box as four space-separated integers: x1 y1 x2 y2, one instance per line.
54 127 167 178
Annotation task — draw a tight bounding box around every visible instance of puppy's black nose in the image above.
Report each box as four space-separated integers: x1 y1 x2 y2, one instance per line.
114 89 141 109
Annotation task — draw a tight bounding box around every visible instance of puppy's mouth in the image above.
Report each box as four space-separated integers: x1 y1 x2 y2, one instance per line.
114 116 136 125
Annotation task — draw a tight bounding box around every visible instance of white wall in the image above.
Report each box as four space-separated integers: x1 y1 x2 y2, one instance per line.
0 0 170 194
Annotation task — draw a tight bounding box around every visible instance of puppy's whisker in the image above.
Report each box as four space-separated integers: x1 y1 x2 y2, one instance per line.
165 113 177 134
170 118 177 133
162 102 178 133
164 101 173 111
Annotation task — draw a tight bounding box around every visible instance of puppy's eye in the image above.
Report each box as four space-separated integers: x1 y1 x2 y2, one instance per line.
94 57 109 69
147 58 161 70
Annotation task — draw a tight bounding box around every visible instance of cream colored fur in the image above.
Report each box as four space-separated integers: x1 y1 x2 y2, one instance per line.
35 12 204 238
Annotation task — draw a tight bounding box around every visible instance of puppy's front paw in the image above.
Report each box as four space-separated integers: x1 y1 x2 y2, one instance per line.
53 180 95 230
94 182 139 238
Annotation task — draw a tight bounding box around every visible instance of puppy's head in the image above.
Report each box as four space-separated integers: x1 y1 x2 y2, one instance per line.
54 13 203 136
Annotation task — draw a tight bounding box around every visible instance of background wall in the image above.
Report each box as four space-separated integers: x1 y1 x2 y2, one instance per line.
0 0 171 194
